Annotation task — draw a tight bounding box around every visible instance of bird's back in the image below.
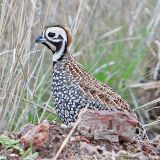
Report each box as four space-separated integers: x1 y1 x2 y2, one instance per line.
67 54 131 111
52 54 134 123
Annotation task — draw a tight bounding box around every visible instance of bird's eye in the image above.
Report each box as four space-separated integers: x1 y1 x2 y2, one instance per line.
48 32 55 38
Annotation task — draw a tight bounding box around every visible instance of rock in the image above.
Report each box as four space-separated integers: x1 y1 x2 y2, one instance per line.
0 119 159 159
141 144 153 154
21 120 50 151
80 142 99 155
151 135 160 155
78 109 137 143
94 130 119 143
19 123 35 136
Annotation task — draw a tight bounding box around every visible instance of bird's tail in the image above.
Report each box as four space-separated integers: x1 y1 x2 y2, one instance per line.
135 121 149 141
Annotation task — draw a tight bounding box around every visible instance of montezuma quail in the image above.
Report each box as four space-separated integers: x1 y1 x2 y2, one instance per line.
36 25 148 141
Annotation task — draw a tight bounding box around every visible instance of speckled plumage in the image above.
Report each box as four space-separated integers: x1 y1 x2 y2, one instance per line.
52 54 130 123
36 25 148 141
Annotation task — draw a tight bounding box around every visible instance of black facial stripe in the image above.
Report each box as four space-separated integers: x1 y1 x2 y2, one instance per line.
58 42 67 61
52 41 63 51
44 34 60 44
43 28 47 38
43 35 63 53
57 35 63 40
42 42 52 51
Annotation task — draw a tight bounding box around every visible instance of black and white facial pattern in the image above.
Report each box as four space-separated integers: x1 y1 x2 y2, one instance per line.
37 26 68 62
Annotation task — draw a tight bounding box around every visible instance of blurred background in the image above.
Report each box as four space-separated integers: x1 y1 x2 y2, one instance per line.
0 0 160 139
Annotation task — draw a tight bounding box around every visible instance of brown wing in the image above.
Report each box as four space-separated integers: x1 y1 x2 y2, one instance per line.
66 55 132 113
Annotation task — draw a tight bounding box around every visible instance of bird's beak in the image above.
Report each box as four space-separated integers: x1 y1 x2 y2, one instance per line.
35 35 47 43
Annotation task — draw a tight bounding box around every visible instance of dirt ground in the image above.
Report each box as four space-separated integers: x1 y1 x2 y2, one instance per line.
0 110 160 160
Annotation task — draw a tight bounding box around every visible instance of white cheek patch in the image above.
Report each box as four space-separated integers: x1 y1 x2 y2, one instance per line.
52 39 62 43
52 52 62 62
45 41 56 51
55 33 59 39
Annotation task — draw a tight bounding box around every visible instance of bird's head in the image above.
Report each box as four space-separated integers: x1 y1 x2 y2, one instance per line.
36 25 72 62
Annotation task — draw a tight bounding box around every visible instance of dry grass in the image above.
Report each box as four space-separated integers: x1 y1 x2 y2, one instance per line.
0 0 160 133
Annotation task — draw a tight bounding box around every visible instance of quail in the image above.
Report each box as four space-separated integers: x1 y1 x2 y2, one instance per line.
35 25 148 141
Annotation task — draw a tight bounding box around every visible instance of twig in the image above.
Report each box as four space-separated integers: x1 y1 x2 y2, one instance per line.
144 119 160 127
134 97 160 111
153 40 160 80
53 106 88 160
129 81 160 90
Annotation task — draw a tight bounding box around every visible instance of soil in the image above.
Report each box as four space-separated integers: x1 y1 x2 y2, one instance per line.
0 110 160 160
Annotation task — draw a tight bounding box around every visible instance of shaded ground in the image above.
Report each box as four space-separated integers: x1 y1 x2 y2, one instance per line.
0 110 160 160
